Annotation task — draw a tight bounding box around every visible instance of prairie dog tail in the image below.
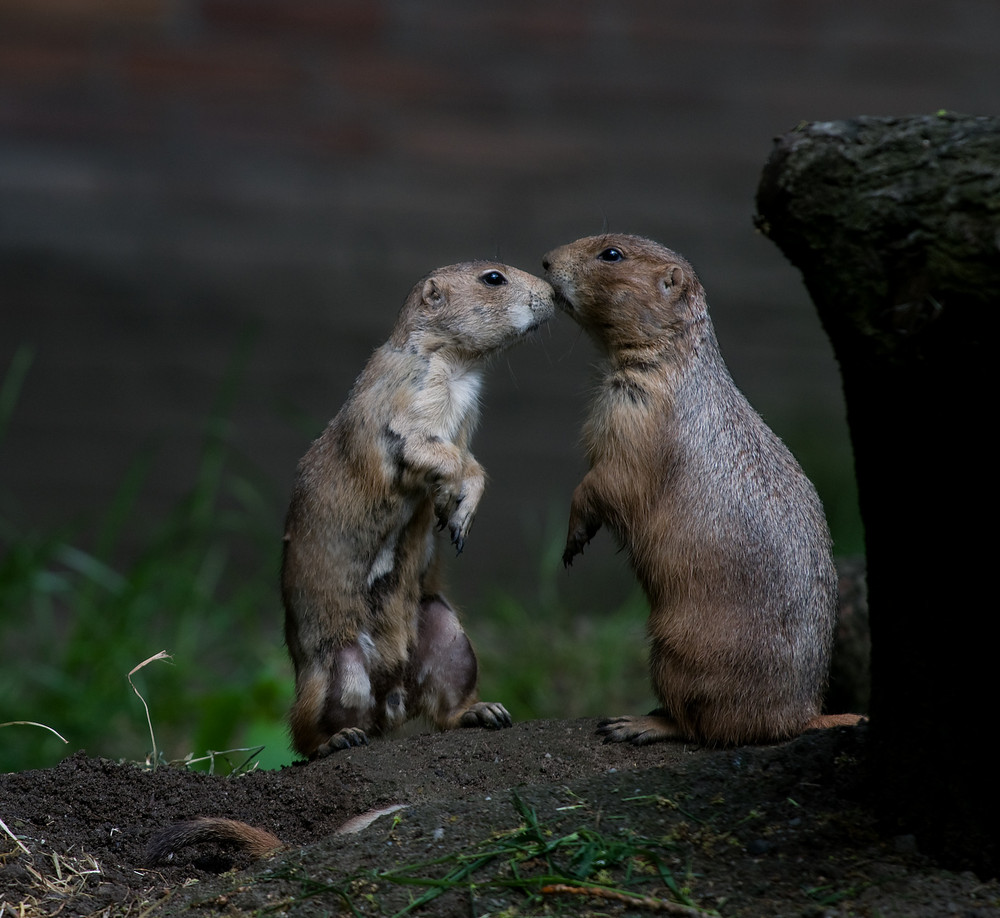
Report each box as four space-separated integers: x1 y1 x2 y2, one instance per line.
805 713 867 730
146 817 282 864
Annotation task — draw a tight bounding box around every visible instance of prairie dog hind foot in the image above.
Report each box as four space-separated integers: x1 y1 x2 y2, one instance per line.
597 712 685 746
300 594 513 758
314 726 370 759
459 701 512 729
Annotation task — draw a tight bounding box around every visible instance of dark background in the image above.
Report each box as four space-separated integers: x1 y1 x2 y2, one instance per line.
2 0 996 611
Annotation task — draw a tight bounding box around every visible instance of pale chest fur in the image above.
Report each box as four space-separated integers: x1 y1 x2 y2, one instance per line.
413 354 483 442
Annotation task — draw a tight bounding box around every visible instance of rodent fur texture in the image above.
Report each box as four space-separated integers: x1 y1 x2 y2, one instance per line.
543 233 859 746
283 261 554 758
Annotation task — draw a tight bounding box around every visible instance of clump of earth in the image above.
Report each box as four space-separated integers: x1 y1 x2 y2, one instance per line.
1 718 997 916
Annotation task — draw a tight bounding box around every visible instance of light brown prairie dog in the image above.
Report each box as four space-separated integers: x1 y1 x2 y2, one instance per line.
283 261 554 758
542 234 859 747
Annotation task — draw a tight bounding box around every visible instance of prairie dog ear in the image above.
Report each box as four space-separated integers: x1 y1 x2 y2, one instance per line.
661 264 685 292
422 277 446 307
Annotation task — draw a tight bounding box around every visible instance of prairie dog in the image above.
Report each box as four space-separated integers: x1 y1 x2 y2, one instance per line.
283 261 554 758
543 234 857 746
146 818 282 864
145 805 408 865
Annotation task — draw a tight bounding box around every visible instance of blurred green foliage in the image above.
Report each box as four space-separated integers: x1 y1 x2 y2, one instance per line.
0 344 292 772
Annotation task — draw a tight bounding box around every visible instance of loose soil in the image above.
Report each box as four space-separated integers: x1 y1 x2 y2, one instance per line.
1 719 997 917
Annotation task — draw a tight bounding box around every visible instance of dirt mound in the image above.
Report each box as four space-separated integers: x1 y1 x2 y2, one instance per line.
1 719 996 916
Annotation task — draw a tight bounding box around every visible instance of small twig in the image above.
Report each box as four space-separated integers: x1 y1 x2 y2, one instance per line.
541 883 706 915
176 745 266 776
0 816 31 854
0 721 68 744
127 651 172 768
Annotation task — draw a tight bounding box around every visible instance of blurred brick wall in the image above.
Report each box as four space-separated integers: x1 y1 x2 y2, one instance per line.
1 0 997 604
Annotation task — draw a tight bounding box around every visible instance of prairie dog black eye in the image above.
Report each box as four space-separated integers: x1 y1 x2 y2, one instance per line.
597 247 624 263
480 270 507 287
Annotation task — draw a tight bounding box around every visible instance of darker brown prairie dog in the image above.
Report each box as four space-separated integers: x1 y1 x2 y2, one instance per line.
146 818 282 864
145 804 408 865
283 261 554 759
542 234 859 747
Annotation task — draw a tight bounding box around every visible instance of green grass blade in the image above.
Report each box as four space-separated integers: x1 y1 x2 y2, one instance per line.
0 345 33 445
